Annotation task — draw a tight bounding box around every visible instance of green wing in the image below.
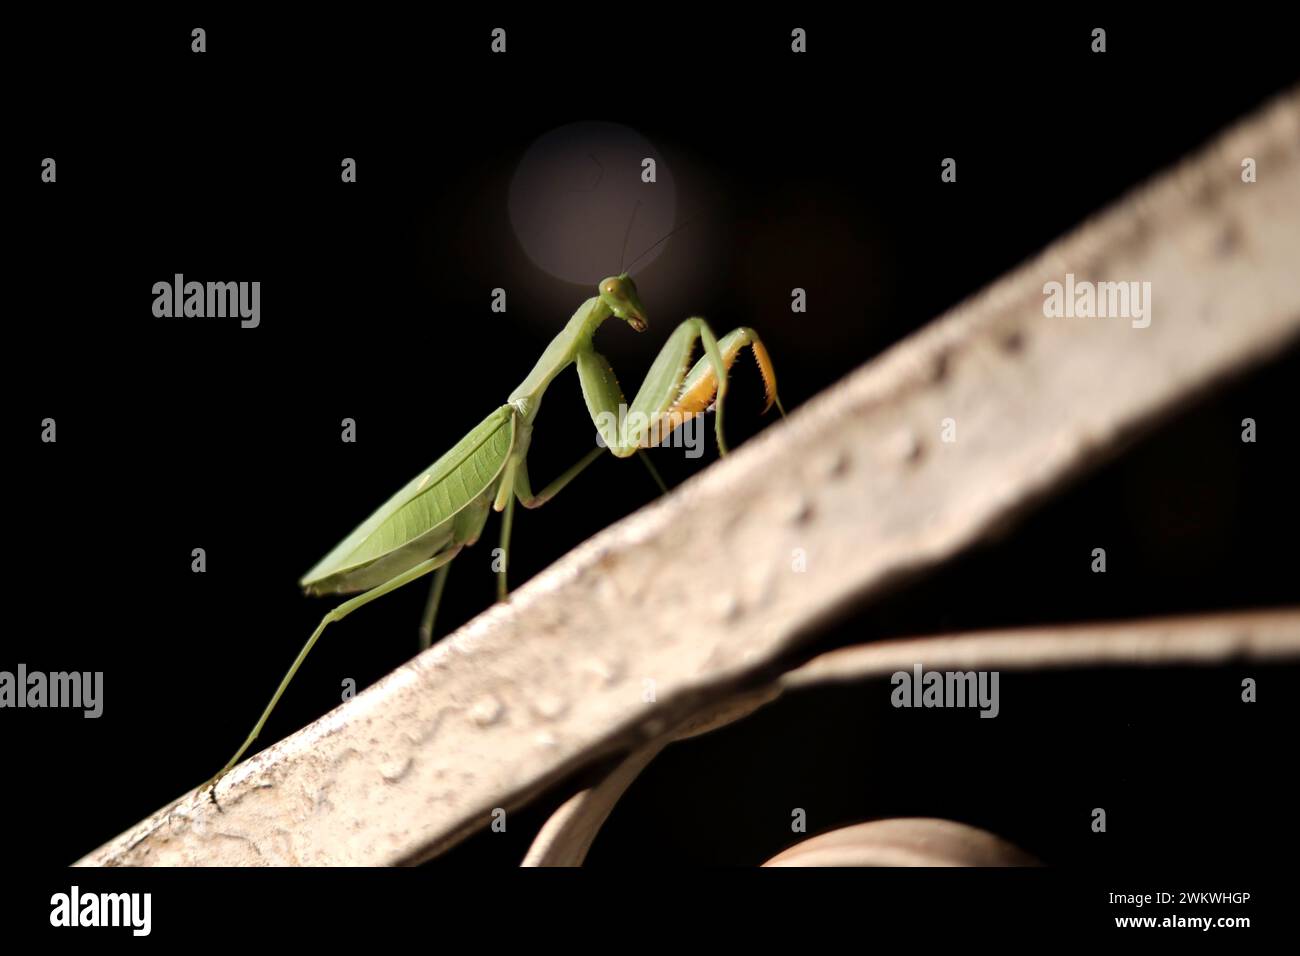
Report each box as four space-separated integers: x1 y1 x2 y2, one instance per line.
301 405 515 593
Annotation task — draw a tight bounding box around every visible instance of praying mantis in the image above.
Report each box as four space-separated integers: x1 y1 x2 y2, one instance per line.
206 270 784 791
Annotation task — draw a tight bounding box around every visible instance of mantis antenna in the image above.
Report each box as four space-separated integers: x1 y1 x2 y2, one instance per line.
623 212 703 275
619 199 642 274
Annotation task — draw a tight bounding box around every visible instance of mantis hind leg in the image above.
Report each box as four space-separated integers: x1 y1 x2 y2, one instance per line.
424 491 492 639
418 561 452 651
208 546 462 792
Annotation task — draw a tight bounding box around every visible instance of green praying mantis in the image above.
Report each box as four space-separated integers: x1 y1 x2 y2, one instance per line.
206 268 785 792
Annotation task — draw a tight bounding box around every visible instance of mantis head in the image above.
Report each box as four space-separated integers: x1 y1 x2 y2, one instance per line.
599 274 648 332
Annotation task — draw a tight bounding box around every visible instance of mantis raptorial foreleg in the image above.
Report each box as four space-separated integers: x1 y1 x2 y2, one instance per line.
577 317 783 457
579 317 732 455
670 326 785 422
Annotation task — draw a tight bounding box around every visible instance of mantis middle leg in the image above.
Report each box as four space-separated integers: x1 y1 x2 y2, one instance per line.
492 441 670 600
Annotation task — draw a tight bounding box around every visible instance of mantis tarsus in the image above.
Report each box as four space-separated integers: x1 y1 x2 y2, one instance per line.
207 273 784 790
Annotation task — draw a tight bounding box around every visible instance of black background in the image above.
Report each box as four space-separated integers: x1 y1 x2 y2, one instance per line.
5 5 1298 912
